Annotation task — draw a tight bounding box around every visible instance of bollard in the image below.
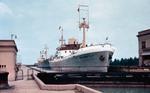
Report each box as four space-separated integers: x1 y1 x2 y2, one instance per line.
0 72 10 89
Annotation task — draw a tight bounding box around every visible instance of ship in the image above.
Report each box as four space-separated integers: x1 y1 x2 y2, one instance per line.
37 5 115 72
49 38 114 72
37 47 50 69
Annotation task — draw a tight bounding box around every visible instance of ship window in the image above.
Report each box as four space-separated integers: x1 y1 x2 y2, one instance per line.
109 55 112 60
65 51 67 53
142 41 146 49
69 51 71 53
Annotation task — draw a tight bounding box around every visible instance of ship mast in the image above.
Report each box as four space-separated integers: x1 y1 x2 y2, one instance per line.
59 26 65 46
78 5 89 48
44 45 48 59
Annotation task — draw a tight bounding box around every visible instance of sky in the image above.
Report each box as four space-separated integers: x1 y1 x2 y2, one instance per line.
0 0 150 64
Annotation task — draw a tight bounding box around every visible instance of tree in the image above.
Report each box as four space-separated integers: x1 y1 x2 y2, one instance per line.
110 57 139 66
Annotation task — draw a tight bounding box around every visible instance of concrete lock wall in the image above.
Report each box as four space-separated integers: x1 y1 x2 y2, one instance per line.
0 40 18 81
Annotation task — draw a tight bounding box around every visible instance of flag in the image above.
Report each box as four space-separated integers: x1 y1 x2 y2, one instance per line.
77 8 80 12
14 35 17 39
106 37 108 40
59 26 61 30
11 34 14 39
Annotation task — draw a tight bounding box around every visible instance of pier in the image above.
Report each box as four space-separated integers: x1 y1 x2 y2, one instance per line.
0 66 89 93
1 65 101 93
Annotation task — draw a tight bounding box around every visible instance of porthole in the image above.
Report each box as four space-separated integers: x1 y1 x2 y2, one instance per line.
99 55 105 61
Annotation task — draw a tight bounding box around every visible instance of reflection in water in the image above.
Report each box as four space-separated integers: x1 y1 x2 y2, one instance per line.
99 88 150 93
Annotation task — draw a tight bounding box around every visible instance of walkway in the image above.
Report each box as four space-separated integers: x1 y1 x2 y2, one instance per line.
1 66 76 93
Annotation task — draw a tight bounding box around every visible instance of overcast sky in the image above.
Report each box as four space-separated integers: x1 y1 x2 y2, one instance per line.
0 0 150 64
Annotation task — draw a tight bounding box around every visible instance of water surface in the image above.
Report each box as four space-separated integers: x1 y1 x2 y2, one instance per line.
98 88 150 93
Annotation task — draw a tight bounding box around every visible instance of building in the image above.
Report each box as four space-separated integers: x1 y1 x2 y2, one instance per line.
0 40 18 80
137 29 150 66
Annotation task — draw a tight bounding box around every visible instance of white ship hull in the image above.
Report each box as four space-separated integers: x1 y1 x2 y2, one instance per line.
49 44 114 72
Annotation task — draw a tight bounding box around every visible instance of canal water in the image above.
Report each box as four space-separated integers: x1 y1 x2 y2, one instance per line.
98 88 150 93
